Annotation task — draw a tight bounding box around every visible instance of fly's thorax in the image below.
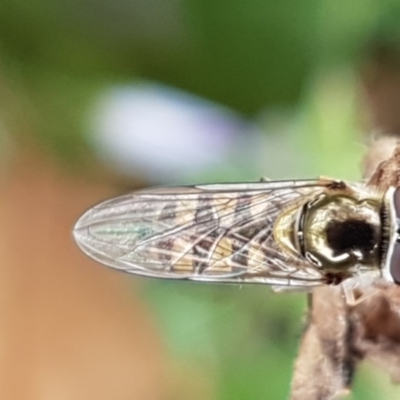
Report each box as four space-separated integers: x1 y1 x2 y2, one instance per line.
302 194 381 272
274 190 383 278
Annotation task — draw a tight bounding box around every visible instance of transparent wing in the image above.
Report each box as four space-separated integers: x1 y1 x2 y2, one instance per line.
74 179 332 288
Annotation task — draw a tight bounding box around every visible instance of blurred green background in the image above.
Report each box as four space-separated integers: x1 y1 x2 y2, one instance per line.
1 0 400 399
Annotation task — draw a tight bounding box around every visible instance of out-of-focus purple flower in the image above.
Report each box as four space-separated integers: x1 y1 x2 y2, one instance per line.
87 82 265 183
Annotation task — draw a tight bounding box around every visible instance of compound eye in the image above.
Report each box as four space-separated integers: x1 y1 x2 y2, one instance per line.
395 187 400 222
390 188 400 284
390 242 400 284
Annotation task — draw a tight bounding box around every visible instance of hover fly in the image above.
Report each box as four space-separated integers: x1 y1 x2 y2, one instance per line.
72 177 400 290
